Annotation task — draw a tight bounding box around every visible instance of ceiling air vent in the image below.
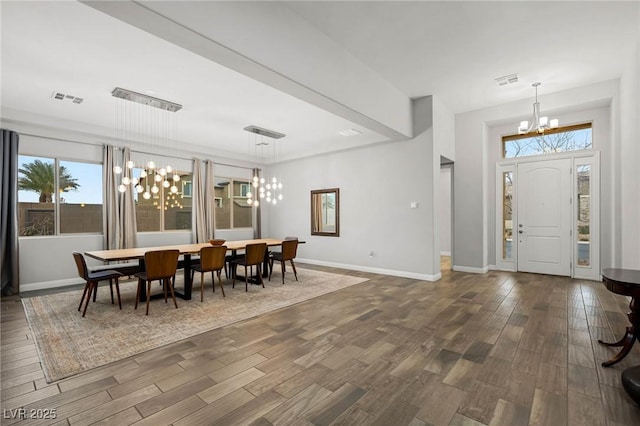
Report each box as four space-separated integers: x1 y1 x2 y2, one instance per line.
51 91 84 104
494 73 519 86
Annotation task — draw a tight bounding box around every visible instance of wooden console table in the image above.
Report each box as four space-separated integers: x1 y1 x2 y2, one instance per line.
598 268 640 367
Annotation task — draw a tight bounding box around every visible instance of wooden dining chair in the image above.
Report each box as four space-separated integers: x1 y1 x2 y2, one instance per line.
134 249 180 315
231 243 267 292
269 239 299 284
72 252 124 317
191 245 227 301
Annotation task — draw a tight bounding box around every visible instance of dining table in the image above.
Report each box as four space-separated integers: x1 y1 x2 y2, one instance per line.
85 238 294 301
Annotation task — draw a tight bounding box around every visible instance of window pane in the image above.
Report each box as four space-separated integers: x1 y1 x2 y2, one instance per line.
133 168 161 232
502 171 513 260
164 172 192 230
59 161 103 234
215 177 231 230
233 179 252 228
577 164 591 266
18 155 55 236
503 125 592 159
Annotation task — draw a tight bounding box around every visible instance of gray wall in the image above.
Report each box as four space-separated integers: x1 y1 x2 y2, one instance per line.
454 79 631 273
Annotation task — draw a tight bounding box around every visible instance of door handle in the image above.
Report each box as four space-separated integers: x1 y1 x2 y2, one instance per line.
518 230 524 234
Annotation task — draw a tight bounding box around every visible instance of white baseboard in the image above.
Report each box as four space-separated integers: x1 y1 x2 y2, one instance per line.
452 265 489 274
21 278 82 293
440 251 451 256
297 258 442 282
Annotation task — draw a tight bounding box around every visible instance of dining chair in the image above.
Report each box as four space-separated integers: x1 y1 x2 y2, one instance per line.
72 252 124 317
134 249 180 315
269 239 299 284
231 242 267 292
191 245 227 301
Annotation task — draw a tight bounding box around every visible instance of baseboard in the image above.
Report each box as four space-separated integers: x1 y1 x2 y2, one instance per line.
21 278 82 293
297 258 442 282
452 265 489 274
440 251 451 256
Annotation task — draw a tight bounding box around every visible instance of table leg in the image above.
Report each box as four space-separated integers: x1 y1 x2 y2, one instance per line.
182 254 192 300
137 258 146 303
599 297 639 367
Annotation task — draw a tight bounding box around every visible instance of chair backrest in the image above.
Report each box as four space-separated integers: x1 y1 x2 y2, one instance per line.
280 239 299 261
200 245 227 271
245 243 267 266
144 249 180 281
284 236 298 241
72 252 89 280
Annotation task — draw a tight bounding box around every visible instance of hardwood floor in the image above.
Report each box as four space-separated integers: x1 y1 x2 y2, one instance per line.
2 262 640 425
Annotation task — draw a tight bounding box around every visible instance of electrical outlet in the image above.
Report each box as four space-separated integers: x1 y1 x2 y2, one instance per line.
369 251 374 257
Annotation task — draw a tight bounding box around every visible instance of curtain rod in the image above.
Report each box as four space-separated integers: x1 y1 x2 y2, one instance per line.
18 131 257 171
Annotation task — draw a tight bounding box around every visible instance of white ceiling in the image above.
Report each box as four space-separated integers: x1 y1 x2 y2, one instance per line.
1 1 638 162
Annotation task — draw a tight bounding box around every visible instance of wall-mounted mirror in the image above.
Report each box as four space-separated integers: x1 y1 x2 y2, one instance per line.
311 188 340 237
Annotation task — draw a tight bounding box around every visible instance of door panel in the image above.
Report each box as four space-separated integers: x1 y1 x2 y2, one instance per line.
517 158 571 276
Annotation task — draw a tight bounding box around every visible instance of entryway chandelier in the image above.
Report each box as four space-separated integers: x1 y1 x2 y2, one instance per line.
518 82 559 135
243 125 285 207
111 87 182 198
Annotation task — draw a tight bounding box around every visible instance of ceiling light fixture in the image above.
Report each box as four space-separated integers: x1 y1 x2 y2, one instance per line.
243 125 285 207
111 87 182 197
518 82 559 135
338 128 362 136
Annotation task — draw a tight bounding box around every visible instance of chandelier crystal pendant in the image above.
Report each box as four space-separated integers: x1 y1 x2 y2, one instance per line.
517 82 559 135
111 87 182 195
243 125 285 207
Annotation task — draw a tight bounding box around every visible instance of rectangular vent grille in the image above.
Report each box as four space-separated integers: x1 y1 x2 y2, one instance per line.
494 73 519 86
52 91 83 104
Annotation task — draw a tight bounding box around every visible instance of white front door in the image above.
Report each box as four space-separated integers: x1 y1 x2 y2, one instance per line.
516 158 571 276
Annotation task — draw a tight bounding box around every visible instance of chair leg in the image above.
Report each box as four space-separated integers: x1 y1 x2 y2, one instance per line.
115 278 122 309
92 283 98 302
217 270 226 297
82 282 95 317
79 282 90 312
168 276 178 309
268 258 274 281
109 279 115 304
232 264 237 288
135 279 142 310
201 271 205 302
290 260 298 281
281 260 285 284
146 281 151 315
245 265 249 292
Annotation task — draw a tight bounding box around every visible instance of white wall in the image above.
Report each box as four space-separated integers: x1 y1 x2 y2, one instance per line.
439 165 452 255
619 36 640 268
455 79 623 272
266 97 441 280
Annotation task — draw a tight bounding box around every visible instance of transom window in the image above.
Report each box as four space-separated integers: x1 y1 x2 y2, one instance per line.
502 123 592 159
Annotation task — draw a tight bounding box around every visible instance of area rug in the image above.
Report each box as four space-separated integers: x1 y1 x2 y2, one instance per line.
22 267 369 383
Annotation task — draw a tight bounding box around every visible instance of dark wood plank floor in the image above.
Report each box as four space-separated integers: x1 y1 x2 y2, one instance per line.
2 261 640 425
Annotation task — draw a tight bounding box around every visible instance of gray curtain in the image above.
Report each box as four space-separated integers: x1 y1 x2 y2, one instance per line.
103 145 137 250
1 130 20 295
192 159 215 243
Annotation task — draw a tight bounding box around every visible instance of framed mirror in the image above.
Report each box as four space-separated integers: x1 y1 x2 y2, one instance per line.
311 188 340 237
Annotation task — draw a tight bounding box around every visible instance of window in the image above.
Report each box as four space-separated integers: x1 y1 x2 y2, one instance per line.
502 123 592 159
215 177 253 229
577 164 591 266
502 171 513 260
133 168 192 232
18 155 103 236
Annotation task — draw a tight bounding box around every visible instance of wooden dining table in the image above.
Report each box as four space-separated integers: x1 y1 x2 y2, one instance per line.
85 238 291 301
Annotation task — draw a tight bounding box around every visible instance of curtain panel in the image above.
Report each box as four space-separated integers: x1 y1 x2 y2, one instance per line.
192 159 215 243
1 129 20 295
103 145 137 250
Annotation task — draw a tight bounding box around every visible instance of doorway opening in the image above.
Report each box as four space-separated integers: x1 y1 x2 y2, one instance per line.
440 157 454 272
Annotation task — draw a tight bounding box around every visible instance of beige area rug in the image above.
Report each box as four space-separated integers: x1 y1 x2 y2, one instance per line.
22 267 369 383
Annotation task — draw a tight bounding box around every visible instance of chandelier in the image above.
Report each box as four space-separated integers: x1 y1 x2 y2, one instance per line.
517 82 559 135
243 125 285 207
111 87 183 199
